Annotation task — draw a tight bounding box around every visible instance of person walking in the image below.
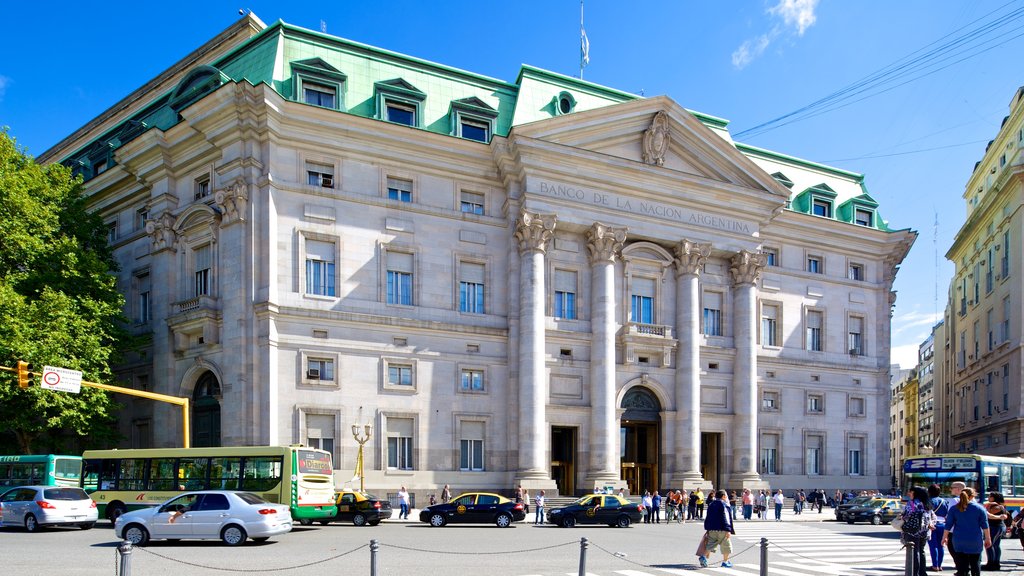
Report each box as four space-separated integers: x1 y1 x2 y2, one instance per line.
688 489 698 521
773 489 785 521
741 489 753 521
927 483 951 572
523 488 530 515
534 490 545 524
642 491 653 524
696 488 706 519
441 484 451 503
900 486 933 576
398 486 410 520
652 490 662 523
729 491 738 520
983 492 1008 570
943 487 991 576
758 489 769 520
946 481 966 573
698 490 736 568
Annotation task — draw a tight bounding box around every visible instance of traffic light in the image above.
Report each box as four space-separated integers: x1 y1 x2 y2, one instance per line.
16 361 29 389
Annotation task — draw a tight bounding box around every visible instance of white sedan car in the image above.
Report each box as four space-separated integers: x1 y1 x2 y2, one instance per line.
0 486 99 531
115 490 292 546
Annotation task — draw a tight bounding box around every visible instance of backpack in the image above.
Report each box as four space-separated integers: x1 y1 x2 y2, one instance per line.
901 505 930 540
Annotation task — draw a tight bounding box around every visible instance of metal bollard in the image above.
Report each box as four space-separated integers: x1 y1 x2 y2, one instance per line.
370 539 379 576
117 540 133 576
759 537 768 576
578 537 588 576
904 540 914 576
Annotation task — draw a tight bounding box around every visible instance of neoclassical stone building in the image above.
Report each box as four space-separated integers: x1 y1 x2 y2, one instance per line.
41 14 914 495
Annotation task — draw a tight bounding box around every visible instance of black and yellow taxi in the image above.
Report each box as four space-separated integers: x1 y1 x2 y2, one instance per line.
546 494 644 528
331 491 393 526
844 497 902 525
418 492 525 527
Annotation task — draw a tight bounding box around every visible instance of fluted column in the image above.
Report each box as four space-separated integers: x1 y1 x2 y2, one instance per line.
514 210 556 479
672 240 711 488
730 250 766 484
585 223 627 486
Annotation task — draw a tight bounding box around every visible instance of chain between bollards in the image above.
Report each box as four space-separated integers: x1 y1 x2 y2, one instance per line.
370 539 379 576
578 537 588 576
759 537 768 576
117 540 133 576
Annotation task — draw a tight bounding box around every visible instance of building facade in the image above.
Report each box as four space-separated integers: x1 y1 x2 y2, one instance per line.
41 15 915 496
918 332 937 453
943 86 1024 457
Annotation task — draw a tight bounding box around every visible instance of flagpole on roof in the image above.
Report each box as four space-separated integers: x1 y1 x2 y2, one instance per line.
580 0 590 79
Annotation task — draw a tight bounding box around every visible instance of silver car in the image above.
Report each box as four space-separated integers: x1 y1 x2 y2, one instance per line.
114 490 292 546
0 486 99 531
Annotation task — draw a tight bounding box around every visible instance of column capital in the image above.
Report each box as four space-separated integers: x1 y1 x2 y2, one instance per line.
145 211 178 253
674 240 712 277
214 178 249 226
514 210 557 255
730 250 766 286
586 222 627 264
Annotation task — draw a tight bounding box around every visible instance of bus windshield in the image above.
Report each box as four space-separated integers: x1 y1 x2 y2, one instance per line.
904 471 979 496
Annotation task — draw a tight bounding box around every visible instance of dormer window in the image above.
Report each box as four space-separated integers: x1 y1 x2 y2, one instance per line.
854 208 873 227
812 198 832 218
450 97 499 143
291 58 347 111
303 83 336 108
770 172 794 189
375 79 426 128
553 91 577 115
459 118 489 142
386 101 416 126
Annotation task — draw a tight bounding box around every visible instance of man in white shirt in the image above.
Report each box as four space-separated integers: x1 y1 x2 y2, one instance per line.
398 486 410 519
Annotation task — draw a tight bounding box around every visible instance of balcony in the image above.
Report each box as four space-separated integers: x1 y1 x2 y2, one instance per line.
167 294 221 352
619 322 677 368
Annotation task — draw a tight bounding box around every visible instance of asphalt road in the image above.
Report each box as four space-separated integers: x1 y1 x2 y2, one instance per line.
3 515 1023 576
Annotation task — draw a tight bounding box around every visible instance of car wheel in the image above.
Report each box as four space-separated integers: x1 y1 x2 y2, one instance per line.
80 522 95 530
298 518 313 526
429 513 446 527
353 513 367 526
123 524 149 546
495 513 513 528
561 516 576 528
616 515 631 528
252 537 270 543
368 519 381 526
24 514 39 533
871 515 882 525
221 524 247 546
847 518 855 524
318 520 331 526
108 503 127 523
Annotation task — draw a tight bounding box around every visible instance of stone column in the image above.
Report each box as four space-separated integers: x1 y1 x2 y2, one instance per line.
730 250 766 488
671 240 711 489
513 210 556 481
585 223 628 488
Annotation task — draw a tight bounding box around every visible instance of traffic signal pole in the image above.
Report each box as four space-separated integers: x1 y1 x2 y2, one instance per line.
1 363 191 448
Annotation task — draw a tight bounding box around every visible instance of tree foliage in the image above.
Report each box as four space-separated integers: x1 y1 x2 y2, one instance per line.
0 129 131 453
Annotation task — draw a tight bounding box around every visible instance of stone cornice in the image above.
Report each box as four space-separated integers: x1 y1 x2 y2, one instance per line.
514 210 557 254
674 240 712 276
730 250 766 286
586 223 628 264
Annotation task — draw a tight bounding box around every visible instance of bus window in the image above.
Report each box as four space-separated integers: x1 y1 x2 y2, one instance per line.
53 457 81 482
148 458 177 491
179 458 209 491
1001 464 1013 496
241 457 282 492
986 475 999 495
210 458 241 490
98 459 118 490
1015 466 1024 496
118 459 147 491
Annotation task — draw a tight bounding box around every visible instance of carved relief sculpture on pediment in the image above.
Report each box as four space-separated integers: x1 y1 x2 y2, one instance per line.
513 210 557 254
586 222 628 264
145 212 178 253
642 111 670 166
674 239 712 276
214 178 249 225
729 249 767 286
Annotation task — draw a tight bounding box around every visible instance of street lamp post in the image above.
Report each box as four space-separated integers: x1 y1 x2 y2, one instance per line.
352 424 371 492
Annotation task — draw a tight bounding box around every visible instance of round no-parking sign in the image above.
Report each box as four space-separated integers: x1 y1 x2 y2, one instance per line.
40 365 83 393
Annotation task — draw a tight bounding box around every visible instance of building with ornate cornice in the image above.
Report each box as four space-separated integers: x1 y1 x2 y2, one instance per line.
943 86 1024 457
40 14 915 498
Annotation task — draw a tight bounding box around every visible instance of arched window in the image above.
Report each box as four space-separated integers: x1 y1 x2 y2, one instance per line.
192 372 222 447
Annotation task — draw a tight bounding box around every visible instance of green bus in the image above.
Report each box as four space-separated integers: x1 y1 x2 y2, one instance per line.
81 446 337 523
0 454 83 488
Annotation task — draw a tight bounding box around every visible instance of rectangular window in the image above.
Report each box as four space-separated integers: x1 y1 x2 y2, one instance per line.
812 199 832 218
806 435 823 475
305 240 336 297
807 394 824 414
459 421 485 471
631 277 656 324
848 437 864 475
194 176 211 200
306 414 335 456
848 263 864 281
807 256 822 274
387 177 412 202
460 369 484 392
848 316 864 356
987 247 994 293
987 309 994 351
136 209 149 231
137 272 151 324
960 277 967 316
761 303 779 346
460 191 485 215
459 119 489 143
386 252 414 305
761 391 779 411
760 434 779 475
107 221 117 244
459 262 485 313
806 310 823 352
388 364 413 387
385 101 416 126
1002 231 1010 278
974 321 980 360
303 83 336 108
386 418 414 470
306 358 334 382
702 292 723 336
194 244 211 297
974 263 980 304
1002 297 1011 343
306 162 334 188
553 269 577 320
762 248 778 267
854 209 873 227
850 397 865 417
958 331 966 369
1003 364 1010 410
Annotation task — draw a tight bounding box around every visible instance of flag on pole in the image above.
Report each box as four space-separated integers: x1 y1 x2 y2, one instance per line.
580 26 590 70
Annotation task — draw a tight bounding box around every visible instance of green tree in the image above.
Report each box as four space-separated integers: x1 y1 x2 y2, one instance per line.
0 129 130 453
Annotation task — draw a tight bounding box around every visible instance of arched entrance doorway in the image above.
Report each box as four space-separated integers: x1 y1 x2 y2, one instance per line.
620 387 660 495
192 372 221 447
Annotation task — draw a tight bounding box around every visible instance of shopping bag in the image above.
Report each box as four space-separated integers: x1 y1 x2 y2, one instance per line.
695 531 708 557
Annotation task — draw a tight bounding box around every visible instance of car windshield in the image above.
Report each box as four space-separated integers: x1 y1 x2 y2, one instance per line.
573 496 599 506
847 496 873 506
236 492 269 505
866 499 891 507
43 487 90 500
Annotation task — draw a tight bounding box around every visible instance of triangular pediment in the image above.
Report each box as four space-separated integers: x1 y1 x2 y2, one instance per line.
508 96 790 197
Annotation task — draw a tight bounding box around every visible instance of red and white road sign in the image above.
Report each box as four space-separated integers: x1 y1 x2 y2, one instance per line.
40 366 83 394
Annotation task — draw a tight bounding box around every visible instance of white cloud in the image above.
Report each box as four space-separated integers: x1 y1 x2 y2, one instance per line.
0 76 9 103
892 310 942 335
731 0 819 69
890 343 921 371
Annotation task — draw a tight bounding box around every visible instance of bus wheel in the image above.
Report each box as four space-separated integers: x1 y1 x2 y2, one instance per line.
108 503 127 522
298 518 313 526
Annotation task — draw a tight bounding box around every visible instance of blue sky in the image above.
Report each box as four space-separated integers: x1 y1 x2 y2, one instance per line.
3 0 1022 369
